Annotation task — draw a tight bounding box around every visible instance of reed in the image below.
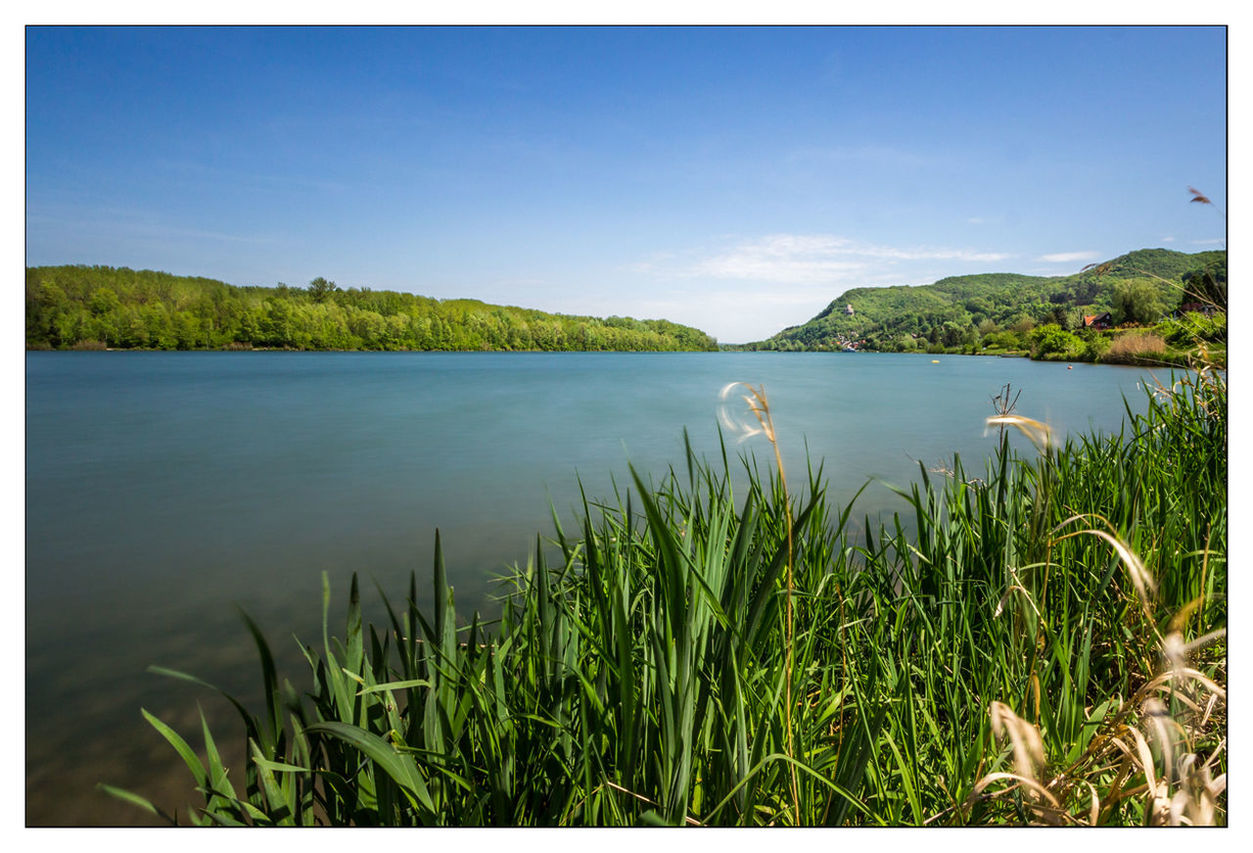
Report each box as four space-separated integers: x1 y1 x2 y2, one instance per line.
1106 331 1167 361
103 368 1225 826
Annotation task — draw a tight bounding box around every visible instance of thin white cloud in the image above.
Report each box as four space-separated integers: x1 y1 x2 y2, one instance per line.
1192 238 1226 245
622 234 1025 341
1036 251 1100 264
1161 236 1176 243
673 234 1011 285
967 216 987 225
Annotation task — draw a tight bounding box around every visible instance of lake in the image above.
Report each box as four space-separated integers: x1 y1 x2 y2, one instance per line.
25 350 1164 825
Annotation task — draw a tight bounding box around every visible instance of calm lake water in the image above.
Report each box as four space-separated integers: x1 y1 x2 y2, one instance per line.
25 351 1164 825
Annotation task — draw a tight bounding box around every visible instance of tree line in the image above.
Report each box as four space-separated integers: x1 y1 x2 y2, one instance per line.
25 266 719 352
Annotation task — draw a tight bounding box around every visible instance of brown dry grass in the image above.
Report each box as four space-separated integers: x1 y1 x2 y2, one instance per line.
1106 332 1166 359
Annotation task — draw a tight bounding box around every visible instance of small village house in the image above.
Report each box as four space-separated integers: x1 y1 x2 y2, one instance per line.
1082 312 1112 330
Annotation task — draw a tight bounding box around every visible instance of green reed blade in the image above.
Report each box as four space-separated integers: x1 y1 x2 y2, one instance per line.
303 721 436 815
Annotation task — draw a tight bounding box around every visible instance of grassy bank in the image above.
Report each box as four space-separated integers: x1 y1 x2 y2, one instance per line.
105 370 1226 826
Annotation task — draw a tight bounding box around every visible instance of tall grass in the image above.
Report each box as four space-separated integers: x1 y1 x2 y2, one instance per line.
1104 331 1168 365
103 369 1226 826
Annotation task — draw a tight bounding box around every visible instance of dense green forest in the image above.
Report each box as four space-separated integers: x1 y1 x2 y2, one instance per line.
739 248 1226 360
25 266 718 352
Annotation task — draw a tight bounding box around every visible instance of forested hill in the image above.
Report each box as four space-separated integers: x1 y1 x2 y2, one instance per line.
25 266 718 352
742 248 1225 352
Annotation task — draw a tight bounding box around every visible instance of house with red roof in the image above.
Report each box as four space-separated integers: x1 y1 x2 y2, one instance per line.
1082 312 1112 330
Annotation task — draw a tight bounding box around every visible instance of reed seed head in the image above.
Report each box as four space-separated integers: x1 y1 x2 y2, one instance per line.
989 701 1046 782
985 414 1054 453
718 381 775 443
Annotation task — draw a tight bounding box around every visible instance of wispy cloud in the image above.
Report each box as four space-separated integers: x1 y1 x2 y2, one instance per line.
623 233 1020 340
1191 238 1226 245
1036 250 1100 264
1161 236 1176 243
664 234 1011 285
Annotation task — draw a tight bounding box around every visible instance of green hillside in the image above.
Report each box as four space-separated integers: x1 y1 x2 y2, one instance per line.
25 266 718 352
743 248 1225 353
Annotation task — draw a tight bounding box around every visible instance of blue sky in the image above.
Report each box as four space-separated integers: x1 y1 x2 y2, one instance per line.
25 25 1227 342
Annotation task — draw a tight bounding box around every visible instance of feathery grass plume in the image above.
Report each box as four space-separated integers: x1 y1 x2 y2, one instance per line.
1161 628 1227 689
989 701 1046 782
1125 660 1227 827
984 414 1053 454
717 382 772 443
1152 623 1227 792
717 381 799 820
1170 751 1226 825
970 703 1063 824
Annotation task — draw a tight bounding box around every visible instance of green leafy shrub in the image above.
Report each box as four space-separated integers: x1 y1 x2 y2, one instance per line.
982 330 1023 351
1157 312 1226 346
1029 324 1084 360
1082 334 1111 361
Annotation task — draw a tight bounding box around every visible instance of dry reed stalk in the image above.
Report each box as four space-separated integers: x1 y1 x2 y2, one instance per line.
718 381 800 821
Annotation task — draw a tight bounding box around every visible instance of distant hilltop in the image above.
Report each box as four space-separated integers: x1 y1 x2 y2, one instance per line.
739 248 1225 354
25 265 719 352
